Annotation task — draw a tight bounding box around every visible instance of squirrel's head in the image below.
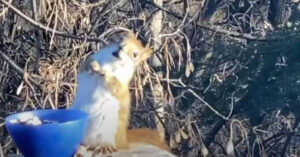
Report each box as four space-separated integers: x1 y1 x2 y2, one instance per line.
113 32 153 67
82 32 153 85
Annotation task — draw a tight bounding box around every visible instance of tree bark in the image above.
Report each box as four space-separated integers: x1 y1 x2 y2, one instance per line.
151 0 165 142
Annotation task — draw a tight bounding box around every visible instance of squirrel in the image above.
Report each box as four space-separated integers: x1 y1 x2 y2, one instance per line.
72 32 169 154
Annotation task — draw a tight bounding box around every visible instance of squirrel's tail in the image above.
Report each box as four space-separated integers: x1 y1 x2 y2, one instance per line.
127 128 170 151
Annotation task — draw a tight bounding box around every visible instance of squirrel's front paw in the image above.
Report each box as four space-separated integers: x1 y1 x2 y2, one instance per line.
90 60 104 75
73 145 86 157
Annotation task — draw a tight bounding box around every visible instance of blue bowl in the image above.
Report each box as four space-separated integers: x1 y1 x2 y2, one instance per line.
5 109 88 157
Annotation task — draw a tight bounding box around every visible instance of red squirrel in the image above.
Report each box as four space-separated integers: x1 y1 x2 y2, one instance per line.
72 32 169 154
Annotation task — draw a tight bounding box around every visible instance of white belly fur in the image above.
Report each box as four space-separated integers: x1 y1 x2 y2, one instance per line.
71 71 120 147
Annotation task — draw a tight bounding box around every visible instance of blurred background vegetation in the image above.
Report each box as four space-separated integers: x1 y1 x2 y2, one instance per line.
0 0 300 156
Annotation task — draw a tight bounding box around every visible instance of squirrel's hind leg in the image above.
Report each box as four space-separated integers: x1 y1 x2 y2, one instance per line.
94 145 117 155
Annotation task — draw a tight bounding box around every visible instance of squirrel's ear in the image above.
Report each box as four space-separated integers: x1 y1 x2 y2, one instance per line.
127 30 137 38
140 47 154 62
147 47 154 57
120 30 136 46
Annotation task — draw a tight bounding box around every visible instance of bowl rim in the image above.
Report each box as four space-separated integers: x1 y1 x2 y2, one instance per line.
5 109 88 127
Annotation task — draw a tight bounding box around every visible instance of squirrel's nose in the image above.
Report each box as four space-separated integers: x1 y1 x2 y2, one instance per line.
112 50 120 58
112 45 122 58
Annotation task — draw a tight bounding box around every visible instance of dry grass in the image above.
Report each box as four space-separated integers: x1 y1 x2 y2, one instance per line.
0 0 299 156
0 0 176 155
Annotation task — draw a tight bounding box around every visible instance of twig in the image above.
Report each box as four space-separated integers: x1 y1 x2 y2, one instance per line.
212 141 228 155
0 0 11 17
263 132 292 145
152 105 168 130
0 50 24 75
0 50 41 85
24 73 43 108
0 0 108 44
145 0 183 19
31 0 42 72
0 143 3 157
195 24 273 42
280 117 299 157
145 0 281 42
226 94 235 119
177 78 228 120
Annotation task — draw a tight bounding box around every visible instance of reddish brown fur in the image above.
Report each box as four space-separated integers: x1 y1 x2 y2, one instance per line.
104 76 131 149
96 33 169 153
127 128 170 151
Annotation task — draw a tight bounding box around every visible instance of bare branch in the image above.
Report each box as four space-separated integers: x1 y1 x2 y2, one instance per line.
0 0 108 44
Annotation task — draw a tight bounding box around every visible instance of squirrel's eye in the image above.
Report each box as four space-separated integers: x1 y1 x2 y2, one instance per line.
133 51 139 58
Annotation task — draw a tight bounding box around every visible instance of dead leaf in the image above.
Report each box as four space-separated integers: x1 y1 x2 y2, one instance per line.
170 136 178 149
185 61 194 77
185 65 191 77
175 131 182 143
180 129 188 139
189 62 194 72
16 81 24 95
